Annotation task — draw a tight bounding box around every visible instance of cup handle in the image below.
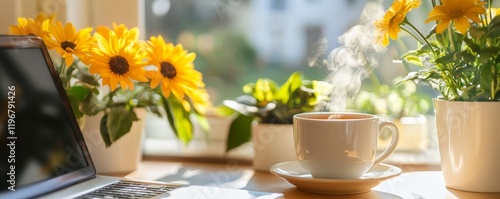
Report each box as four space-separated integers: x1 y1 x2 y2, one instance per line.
373 121 399 166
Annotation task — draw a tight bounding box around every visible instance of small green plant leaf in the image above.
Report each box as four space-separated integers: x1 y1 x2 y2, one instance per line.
68 85 89 101
80 94 105 116
99 113 112 147
403 54 423 67
480 63 493 93
276 72 303 103
106 107 139 143
67 95 84 119
226 114 254 151
165 95 193 144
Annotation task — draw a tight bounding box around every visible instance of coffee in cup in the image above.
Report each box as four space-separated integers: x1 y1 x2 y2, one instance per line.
293 112 399 179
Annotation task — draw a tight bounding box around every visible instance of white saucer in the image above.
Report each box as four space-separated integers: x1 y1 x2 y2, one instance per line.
270 161 402 194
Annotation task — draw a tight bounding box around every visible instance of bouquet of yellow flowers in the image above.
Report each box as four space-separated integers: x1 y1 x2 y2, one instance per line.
9 13 211 146
375 0 500 101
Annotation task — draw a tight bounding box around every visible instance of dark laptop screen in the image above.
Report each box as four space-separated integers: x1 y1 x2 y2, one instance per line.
0 36 94 198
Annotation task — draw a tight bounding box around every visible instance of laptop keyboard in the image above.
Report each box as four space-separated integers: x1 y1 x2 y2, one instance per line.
75 180 183 199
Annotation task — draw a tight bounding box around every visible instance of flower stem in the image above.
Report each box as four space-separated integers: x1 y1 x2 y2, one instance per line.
401 26 424 44
447 25 455 51
58 58 70 89
402 19 437 56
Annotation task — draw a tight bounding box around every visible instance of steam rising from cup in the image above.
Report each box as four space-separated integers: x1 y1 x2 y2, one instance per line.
315 2 386 111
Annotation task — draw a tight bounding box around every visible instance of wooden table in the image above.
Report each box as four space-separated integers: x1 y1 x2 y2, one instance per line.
123 158 500 199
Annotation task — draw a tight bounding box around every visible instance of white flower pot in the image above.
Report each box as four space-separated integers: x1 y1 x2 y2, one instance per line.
434 99 500 192
252 123 296 171
81 108 146 175
378 115 428 152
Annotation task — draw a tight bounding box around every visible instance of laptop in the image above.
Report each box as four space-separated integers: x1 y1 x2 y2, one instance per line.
0 35 283 199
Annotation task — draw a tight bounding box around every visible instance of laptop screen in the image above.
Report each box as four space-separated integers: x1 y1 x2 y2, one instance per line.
0 36 95 198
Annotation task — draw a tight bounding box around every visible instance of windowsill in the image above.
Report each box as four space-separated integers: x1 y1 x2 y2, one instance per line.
142 113 441 167
142 137 441 168
142 137 253 162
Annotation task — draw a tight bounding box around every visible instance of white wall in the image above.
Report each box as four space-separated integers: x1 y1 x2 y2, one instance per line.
247 0 367 66
0 0 144 38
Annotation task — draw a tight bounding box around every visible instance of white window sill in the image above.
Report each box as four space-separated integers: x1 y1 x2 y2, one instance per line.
142 113 441 167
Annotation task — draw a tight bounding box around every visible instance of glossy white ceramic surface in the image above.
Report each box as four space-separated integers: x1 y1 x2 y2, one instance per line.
252 123 296 171
434 99 500 192
293 112 399 179
270 161 402 194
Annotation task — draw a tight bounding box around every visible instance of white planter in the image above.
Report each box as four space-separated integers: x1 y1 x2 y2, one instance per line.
81 108 146 175
378 115 428 152
252 123 296 171
434 99 500 192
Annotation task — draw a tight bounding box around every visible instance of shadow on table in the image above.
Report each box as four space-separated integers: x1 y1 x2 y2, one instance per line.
155 165 248 186
447 187 500 199
281 188 402 199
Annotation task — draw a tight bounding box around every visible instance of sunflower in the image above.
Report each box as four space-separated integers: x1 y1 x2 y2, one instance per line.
88 28 148 91
375 0 421 46
95 23 141 47
145 35 205 108
9 12 54 38
425 0 486 34
43 21 94 67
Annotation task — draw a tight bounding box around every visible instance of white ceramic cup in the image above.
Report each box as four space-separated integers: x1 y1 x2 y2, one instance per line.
293 112 399 179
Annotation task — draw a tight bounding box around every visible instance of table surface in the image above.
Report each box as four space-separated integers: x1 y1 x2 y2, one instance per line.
123 158 500 199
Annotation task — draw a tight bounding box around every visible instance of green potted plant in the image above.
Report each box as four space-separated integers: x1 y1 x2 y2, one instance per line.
222 72 331 170
375 0 500 192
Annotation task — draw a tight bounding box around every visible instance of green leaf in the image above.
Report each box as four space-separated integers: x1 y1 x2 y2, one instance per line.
67 95 84 119
456 52 475 63
106 107 139 143
242 83 256 94
76 68 100 88
487 16 500 38
68 85 89 101
67 85 90 119
146 105 163 118
480 64 493 94
479 48 498 62
276 72 303 103
489 16 500 29
403 54 423 67
226 114 254 151
80 94 105 116
434 53 456 65
463 37 481 54
487 26 500 38
99 113 112 147
256 79 272 102
165 96 193 144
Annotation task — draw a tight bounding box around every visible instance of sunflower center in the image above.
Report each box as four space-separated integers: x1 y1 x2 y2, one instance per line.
160 62 177 79
109 56 129 75
61 41 76 52
449 10 465 19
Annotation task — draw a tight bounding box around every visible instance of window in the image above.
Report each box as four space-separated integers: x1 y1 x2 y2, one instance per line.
1 0 444 163
144 0 368 104
142 0 378 159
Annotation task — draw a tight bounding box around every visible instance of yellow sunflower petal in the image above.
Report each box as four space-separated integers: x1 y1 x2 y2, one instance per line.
161 80 172 97
454 17 470 34
436 20 451 34
181 99 192 112
64 54 74 67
